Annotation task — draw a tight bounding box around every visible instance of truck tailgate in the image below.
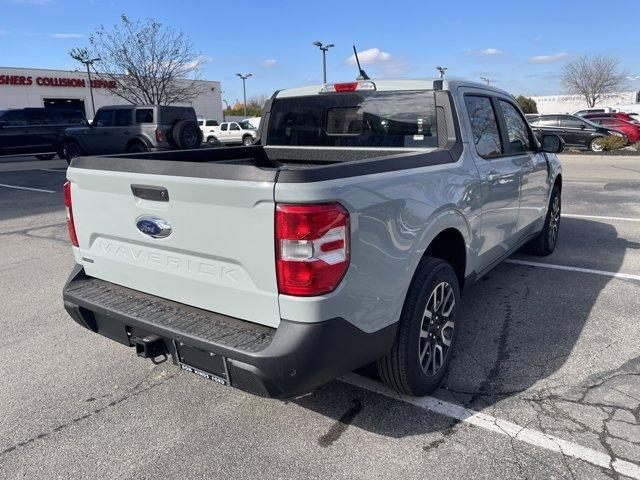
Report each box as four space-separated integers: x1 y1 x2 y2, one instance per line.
66 163 280 328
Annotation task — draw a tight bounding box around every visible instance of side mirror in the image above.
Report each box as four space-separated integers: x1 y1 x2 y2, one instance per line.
540 134 564 154
579 124 586 129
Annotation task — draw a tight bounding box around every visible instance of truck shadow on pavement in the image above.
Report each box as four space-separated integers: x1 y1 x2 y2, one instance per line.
294 217 632 441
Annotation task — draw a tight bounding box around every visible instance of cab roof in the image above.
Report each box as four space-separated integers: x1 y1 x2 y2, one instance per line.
274 78 513 99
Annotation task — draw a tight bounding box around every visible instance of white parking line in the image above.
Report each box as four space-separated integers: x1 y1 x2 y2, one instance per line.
342 373 640 479
563 213 640 223
505 259 640 281
39 168 67 173
0 183 55 193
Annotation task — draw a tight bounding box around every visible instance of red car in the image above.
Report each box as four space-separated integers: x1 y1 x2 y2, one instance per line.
588 118 640 143
584 112 640 124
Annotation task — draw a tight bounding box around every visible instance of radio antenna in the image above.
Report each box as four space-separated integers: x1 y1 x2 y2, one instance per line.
352 45 370 80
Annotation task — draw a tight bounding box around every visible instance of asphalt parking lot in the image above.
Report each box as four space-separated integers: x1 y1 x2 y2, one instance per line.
1 154 639 480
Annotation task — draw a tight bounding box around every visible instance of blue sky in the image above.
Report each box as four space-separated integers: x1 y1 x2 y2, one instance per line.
1 0 639 104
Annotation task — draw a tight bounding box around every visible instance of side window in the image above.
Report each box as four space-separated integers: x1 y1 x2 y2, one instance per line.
135 109 154 124
26 110 50 126
538 116 559 127
498 100 531 153
561 117 585 129
230 123 240 131
464 95 502 157
220 124 228 131
2 110 28 126
94 109 114 127
114 109 132 126
205 120 218 126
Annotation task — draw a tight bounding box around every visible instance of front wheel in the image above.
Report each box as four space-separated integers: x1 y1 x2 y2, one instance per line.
525 185 561 256
242 135 254 146
377 258 460 396
36 154 56 161
63 141 83 164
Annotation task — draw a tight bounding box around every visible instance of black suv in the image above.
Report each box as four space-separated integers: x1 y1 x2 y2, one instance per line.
527 114 627 152
0 107 86 159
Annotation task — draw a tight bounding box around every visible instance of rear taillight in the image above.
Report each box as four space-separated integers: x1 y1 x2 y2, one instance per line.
155 128 165 142
63 180 79 247
275 203 350 296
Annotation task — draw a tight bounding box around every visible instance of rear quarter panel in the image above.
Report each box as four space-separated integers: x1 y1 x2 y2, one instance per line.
275 151 482 333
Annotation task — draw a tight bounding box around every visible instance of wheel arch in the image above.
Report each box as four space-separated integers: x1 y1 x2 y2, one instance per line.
126 136 150 151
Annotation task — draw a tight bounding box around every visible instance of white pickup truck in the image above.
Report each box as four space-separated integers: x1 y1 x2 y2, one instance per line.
205 120 257 146
62 79 563 399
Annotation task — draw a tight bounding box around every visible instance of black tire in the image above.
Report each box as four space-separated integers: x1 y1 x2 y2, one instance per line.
207 136 220 146
377 257 460 396
242 135 254 146
525 185 561 256
36 154 56 161
127 142 148 153
589 138 604 152
63 141 83 164
172 120 202 149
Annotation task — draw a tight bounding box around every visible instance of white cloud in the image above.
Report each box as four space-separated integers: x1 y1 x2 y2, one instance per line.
346 48 393 66
182 55 213 70
345 48 406 77
480 48 503 57
262 59 277 68
529 52 569 64
51 33 82 39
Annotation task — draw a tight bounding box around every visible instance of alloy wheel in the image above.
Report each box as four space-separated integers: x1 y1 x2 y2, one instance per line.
418 281 456 377
548 195 561 246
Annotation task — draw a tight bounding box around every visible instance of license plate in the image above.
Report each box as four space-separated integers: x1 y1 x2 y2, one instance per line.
176 342 227 386
180 363 227 386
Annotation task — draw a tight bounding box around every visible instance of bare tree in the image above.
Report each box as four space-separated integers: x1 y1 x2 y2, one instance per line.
561 55 627 107
70 15 205 105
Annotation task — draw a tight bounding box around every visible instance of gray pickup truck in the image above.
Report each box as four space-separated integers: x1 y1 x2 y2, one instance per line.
62 79 563 398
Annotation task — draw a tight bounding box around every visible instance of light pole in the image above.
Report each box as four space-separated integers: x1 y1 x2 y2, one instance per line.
436 66 447 79
480 76 490 85
222 99 229 121
70 52 100 117
236 73 252 117
313 41 334 83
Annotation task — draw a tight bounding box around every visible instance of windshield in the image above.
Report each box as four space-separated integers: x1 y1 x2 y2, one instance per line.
267 90 438 148
0 110 7 119
239 120 256 130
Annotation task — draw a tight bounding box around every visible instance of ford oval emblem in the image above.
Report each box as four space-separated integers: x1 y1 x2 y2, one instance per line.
136 216 172 238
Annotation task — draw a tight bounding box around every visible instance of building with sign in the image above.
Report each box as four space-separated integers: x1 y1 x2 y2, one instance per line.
0 66 223 121
528 91 640 115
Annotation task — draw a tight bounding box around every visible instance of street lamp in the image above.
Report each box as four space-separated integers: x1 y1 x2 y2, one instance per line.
436 66 447 79
236 73 252 117
480 76 490 85
313 41 334 83
70 51 101 117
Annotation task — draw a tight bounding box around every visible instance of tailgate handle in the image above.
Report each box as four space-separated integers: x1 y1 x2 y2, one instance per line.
131 184 169 202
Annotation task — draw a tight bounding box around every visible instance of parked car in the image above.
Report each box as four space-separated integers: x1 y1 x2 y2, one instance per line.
243 116 261 129
62 105 202 162
0 107 86 159
62 78 563 399
583 112 640 124
587 117 640 143
528 114 626 151
206 121 257 146
572 107 617 116
197 118 219 144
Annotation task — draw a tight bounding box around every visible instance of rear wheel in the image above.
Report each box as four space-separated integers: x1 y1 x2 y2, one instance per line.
36 154 56 161
377 258 460 396
590 138 604 152
242 135 254 146
525 185 561 256
127 142 147 153
207 136 220 146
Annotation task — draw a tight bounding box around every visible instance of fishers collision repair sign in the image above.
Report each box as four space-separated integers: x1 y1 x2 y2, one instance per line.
0 74 116 89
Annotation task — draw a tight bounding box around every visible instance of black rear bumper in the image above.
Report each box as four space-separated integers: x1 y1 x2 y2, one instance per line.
62 265 396 398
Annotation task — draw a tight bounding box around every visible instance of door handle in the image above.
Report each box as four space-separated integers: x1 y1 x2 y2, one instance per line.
486 170 500 182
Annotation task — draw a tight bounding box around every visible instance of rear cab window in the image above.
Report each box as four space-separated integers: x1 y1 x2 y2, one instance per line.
266 90 439 148
498 100 531 153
